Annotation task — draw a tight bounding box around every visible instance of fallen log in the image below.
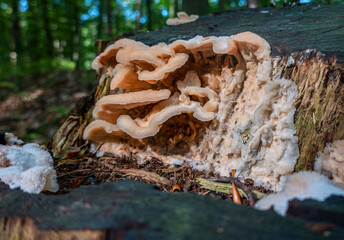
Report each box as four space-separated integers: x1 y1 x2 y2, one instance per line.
51 3 344 173
3 3 341 239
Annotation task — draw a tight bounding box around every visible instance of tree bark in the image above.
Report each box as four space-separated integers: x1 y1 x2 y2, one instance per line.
174 0 180 15
1 182 343 239
73 1 81 70
11 0 21 55
146 0 152 31
27 0 40 61
135 0 142 32
182 0 209 15
41 0 54 57
97 0 104 39
106 0 113 37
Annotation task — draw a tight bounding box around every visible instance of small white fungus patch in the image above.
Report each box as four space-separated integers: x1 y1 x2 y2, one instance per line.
315 139 344 182
0 143 59 194
255 171 344 216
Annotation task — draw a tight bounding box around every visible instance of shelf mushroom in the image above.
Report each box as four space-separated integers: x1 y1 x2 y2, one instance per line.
84 32 300 191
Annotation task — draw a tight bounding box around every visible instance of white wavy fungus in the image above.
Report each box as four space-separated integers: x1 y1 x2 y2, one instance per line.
83 32 299 191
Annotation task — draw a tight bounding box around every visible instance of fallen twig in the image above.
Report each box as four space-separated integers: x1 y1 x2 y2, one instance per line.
198 178 266 206
103 161 171 186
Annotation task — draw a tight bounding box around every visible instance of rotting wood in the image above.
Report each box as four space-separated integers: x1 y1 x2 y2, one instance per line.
0 217 105 240
273 51 344 170
50 4 344 173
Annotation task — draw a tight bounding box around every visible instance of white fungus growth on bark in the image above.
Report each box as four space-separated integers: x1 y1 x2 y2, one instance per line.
315 139 344 182
255 171 344 216
0 143 59 194
84 32 299 190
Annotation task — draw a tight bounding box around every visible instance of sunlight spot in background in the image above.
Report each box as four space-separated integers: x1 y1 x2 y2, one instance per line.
88 7 99 17
54 40 60 49
120 1 129 8
73 52 79 61
19 0 28 12
231 2 236 7
161 9 168 17
300 0 311 3
238 0 247 7
155 0 160 3
140 16 147 24
85 0 93 7
81 14 90 21
124 8 138 21
10 52 17 64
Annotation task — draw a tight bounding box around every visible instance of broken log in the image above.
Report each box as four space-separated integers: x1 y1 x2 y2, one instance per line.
2 3 344 239
51 3 344 172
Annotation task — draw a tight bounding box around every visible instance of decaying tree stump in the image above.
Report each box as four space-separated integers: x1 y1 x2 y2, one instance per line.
2 3 344 240
51 3 344 172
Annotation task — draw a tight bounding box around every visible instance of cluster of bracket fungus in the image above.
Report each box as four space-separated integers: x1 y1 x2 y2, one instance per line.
84 32 299 191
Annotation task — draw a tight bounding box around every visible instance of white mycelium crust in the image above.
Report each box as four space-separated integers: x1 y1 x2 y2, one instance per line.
315 140 344 182
255 171 344 216
84 32 299 191
0 143 59 194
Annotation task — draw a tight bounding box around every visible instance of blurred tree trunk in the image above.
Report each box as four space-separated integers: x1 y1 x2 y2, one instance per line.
136 0 142 32
106 0 113 37
11 0 21 57
27 0 40 61
146 0 152 31
115 8 120 35
182 0 209 15
169 0 175 17
97 0 104 39
174 0 180 14
41 0 54 57
73 1 81 70
218 0 225 12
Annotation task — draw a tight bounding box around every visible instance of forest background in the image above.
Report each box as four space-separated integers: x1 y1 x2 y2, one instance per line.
0 0 342 144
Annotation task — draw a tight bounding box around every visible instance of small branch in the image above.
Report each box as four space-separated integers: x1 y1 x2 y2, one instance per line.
199 178 266 207
103 162 171 186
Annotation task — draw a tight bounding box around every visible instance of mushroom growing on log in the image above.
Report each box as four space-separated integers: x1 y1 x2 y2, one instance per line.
81 32 299 191
51 3 344 191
